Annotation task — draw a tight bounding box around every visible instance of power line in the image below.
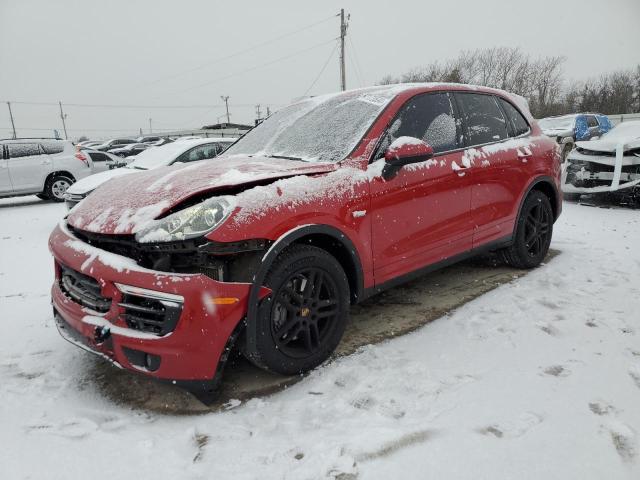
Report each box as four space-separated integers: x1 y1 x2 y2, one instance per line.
127 14 337 92
347 35 365 87
302 42 339 97
169 38 338 95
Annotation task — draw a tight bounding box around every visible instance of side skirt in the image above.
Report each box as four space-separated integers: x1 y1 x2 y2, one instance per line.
362 235 513 301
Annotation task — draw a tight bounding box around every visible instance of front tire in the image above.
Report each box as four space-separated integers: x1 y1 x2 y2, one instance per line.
45 175 74 202
500 190 553 269
243 245 350 375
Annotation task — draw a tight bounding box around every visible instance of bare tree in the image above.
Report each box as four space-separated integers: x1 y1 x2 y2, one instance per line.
379 47 639 117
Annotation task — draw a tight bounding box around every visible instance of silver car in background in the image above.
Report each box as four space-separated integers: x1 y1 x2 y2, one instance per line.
64 137 236 209
0 138 101 201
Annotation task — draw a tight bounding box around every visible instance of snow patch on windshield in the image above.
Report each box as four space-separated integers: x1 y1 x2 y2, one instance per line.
224 85 411 163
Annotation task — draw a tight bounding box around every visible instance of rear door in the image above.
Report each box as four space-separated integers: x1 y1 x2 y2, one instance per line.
454 93 531 248
369 91 473 285
0 145 13 194
87 151 112 173
7 143 51 193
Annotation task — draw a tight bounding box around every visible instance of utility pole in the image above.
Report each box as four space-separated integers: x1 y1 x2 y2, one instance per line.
255 104 262 125
220 96 230 124
149 118 152 133
58 101 68 139
6 102 17 139
339 9 349 91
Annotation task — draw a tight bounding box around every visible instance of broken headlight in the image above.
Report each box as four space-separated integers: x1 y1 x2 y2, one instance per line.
135 197 235 243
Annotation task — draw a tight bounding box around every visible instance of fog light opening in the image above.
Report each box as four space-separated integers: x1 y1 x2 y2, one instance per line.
144 353 161 372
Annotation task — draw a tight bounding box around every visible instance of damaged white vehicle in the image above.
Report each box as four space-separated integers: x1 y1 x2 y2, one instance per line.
562 121 640 202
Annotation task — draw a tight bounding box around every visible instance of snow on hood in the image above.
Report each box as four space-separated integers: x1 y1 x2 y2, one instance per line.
576 121 640 153
66 167 137 195
66 156 337 235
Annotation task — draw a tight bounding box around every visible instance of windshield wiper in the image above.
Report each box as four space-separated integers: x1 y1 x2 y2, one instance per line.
266 154 306 162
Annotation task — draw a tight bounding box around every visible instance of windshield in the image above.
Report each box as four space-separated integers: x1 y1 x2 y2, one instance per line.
538 116 575 130
224 87 402 162
128 142 194 170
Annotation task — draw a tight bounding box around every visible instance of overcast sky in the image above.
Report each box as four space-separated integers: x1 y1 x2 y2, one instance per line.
1 0 639 139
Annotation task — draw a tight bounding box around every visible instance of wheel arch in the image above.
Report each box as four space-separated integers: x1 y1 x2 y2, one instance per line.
518 176 560 222
259 224 364 303
44 170 76 189
243 224 365 359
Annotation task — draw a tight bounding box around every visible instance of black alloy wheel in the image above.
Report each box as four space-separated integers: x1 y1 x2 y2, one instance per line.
243 245 349 375
523 201 552 258
271 267 340 359
501 190 554 269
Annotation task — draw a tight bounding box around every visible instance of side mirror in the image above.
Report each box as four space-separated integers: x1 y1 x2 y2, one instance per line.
382 137 434 180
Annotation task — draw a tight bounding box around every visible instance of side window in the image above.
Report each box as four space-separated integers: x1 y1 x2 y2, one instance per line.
586 115 598 128
498 98 530 137
8 143 41 158
377 92 459 157
89 152 109 162
456 93 509 146
178 145 207 163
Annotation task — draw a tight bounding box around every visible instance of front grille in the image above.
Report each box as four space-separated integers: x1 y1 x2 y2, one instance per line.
59 265 111 313
119 293 182 336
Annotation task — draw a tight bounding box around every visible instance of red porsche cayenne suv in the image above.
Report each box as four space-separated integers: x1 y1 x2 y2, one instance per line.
49 83 561 400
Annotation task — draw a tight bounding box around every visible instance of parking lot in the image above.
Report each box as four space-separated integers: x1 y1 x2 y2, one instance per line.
2 195 640 478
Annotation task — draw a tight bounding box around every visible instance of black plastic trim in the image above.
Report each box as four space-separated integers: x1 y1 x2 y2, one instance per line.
517 175 561 222
362 235 513 300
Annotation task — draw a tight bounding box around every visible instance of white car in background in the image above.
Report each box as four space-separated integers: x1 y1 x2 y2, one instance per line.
64 137 236 209
0 138 100 202
562 121 640 202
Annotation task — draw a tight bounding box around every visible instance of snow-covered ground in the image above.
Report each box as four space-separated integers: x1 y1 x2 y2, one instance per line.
1 195 639 480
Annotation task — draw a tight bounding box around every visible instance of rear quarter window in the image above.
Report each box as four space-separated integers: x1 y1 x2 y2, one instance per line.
40 142 65 154
498 98 530 137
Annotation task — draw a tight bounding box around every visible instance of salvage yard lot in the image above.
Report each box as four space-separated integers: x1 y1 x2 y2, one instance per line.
1 196 640 479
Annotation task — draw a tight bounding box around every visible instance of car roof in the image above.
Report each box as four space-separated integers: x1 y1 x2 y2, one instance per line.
1 138 67 143
296 82 533 119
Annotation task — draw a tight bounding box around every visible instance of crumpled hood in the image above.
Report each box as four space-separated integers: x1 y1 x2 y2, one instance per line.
67 155 337 235
576 137 640 153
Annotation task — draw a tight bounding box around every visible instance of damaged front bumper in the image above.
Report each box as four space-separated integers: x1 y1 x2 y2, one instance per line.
562 146 640 194
48 221 268 396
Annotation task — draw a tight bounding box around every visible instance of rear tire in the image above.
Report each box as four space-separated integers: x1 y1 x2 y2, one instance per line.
500 190 553 269
45 175 74 202
243 245 350 375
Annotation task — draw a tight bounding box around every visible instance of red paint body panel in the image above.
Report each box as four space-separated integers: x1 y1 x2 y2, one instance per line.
49 223 260 380
49 84 561 385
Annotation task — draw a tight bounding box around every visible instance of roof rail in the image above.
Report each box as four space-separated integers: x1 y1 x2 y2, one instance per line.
0 137 64 141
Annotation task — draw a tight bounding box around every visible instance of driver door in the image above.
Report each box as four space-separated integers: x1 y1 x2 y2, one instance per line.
369 92 473 285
